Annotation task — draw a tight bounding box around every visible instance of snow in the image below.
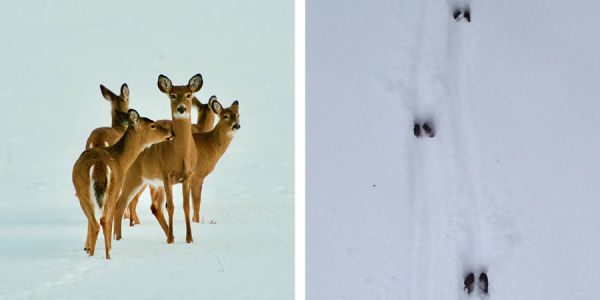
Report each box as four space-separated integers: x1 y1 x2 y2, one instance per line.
307 0 600 299
0 1 294 299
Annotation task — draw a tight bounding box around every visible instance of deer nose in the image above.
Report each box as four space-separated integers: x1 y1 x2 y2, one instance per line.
233 124 241 130
177 106 186 114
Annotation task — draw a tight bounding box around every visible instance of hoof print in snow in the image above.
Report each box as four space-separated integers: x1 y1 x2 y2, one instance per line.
422 122 435 138
413 123 422 137
453 9 462 21
464 8 471 22
478 272 489 294
464 272 475 294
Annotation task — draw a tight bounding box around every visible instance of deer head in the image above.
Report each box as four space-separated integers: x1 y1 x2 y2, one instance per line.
157 74 203 120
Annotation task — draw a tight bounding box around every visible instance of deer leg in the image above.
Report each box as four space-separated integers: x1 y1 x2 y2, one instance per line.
100 215 111 259
114 175 144 240
107 213 114 251
129 184 146 226
150 185 157 198
163 180 175 244
191 178 204 223
89 219 100 257
182 180 193 243
77 190 100 256
150 186 169 236
85 219 93 253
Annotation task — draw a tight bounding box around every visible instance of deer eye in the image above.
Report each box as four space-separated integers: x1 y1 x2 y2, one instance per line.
223 115 229 120
186 94 191 98
170 95 176 100
150 124 156 129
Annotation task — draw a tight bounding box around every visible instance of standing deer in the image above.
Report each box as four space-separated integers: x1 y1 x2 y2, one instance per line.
148 96 240 241
113 74 201 244
189 97 240 223
72 109 173 259
86 84 130 149
85 84 136 219
84 83 142 220
125 98 215 226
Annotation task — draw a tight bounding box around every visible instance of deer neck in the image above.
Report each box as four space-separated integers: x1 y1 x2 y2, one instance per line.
171 117 195 154
208 122 234 157
110 110 127 133
196 106 215 133
110 127 144 172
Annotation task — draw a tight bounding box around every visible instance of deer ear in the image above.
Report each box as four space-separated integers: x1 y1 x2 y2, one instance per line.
207 96 218 113
231 100 239 108
188 74 203 93
128 109 140 128
100 85 117 102
210 98 223 115
120 83 129 100
157 75 172 94
115 109 130 127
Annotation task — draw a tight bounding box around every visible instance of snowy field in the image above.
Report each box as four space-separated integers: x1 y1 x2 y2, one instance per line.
307 0 600 299
0 1 294 299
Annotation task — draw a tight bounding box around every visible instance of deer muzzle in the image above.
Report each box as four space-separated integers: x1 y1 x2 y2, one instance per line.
173 105 190 119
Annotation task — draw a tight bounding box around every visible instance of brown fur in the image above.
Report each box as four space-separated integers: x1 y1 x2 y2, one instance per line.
126 99 215 226
85 84 129 149
192 96 216 133
113 74 202 244
73 109 172 259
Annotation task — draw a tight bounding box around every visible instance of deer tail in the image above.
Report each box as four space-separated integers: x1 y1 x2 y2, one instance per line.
90 161 111 210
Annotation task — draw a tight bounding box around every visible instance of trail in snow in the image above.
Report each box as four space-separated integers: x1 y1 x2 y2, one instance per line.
411 2 445 299
405 0 462 298
404 0 516 298
445 0 520 284
307 0 600 299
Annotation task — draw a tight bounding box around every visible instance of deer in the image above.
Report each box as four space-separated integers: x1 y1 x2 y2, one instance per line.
86 84 130 149
113 74 201 244
148 96 240 242
185 97 240 223
84 83 137 220
84 83 154 221
189 97 240 223
72 109 173 259
125 99 215 226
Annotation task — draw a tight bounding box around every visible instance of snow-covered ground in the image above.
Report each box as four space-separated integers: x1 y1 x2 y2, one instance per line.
307 0 600 299
0 1 294 299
